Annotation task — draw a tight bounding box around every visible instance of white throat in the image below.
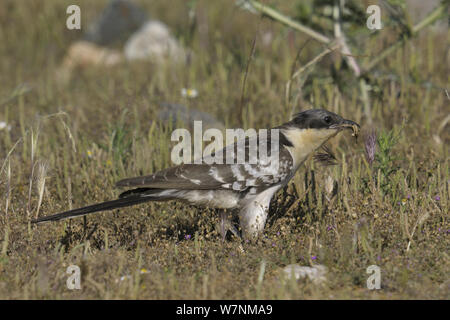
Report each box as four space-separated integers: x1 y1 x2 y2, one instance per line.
281 127 339 167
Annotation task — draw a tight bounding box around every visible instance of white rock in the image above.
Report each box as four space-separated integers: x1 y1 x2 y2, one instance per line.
124 21 185 63
282 264 327 284
0 121 11 131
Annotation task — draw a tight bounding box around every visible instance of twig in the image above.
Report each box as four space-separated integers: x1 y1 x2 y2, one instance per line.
238 21 259 126
333 0 361 77
244 1 447 77
5 160 11 222
246 0 358 67
0 137 23 179
291 42 340 80
244 0 447 125
246 0 330 44
289 39 311 78
360 78 372 124
285 39 311 112
406 209 431 252
286 42 340 116
362 4 447 74
34 161 48 219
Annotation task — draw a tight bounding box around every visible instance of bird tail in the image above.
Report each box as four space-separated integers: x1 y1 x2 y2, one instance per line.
31 188 175 224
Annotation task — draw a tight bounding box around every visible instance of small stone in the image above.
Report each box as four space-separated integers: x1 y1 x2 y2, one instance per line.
83 0 148 46
282 264 328 284
124 21 186 63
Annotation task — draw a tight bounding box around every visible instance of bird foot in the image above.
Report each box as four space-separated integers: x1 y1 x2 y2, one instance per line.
219 211 240 242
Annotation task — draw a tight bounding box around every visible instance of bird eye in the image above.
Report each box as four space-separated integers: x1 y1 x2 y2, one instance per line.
324 116 332 124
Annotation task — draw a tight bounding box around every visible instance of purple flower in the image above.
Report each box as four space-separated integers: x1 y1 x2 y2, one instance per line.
364 130 377 165
407 194 411 199
311 255 317 260
327 225 333 231
185 234 191 240
434 195 440 201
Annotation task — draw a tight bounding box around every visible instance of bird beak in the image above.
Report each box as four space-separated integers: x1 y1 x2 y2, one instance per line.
330 119 361 138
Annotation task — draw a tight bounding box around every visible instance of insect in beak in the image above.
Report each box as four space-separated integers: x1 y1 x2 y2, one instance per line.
330 119 361 142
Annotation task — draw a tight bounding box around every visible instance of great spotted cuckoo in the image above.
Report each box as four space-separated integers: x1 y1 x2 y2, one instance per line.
32 109 360 239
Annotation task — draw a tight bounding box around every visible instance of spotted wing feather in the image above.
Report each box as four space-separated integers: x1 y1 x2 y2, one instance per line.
116 134 294 191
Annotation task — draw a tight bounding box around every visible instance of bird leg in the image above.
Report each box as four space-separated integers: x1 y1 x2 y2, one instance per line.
218 209 240 242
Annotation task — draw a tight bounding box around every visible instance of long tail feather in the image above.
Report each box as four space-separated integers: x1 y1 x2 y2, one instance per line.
31 195 153 224
31 192 167 223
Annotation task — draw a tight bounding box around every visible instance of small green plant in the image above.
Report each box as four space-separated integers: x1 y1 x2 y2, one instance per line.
99 109 133 168
363 124 404 197
374 126 403 194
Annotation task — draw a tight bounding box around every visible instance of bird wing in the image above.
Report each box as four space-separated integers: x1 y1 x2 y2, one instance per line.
116 134 294 192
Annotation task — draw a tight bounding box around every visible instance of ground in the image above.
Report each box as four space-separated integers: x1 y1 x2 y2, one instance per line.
0 0 448 299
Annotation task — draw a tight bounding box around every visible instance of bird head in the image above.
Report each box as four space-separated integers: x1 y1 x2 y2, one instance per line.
280 109 360 164
290 109 360 133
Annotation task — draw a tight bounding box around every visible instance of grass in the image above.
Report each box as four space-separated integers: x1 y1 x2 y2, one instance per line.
0 0 448 299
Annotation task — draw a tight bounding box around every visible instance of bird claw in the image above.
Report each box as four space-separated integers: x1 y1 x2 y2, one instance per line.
219 211 240 242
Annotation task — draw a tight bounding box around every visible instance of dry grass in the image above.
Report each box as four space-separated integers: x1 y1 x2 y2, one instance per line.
0 0 448 299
